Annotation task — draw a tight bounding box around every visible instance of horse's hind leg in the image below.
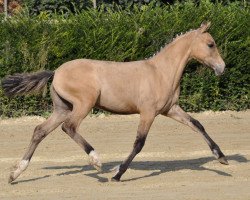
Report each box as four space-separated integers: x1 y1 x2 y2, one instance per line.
9 87 70 183
61 99 102 171
165 104 228 165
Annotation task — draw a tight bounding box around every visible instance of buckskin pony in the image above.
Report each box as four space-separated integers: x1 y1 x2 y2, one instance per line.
2 22 228 183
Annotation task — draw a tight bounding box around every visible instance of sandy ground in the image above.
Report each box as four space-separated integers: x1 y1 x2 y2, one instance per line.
0 110 250 200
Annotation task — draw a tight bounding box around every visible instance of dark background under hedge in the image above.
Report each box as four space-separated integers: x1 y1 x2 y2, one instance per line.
0 0 249 117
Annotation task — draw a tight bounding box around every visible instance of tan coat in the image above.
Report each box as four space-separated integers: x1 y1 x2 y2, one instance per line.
2 22 227 183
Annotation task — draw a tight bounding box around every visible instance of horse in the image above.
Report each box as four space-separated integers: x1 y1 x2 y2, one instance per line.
2 22 228 183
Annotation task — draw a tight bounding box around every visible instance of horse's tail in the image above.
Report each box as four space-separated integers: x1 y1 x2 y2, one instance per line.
1 70 55 97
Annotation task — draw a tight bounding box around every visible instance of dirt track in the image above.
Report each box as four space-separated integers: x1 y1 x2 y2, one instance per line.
0 111 250 200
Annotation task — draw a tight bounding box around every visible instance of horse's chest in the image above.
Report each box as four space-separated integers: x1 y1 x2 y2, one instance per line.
156 88 180 114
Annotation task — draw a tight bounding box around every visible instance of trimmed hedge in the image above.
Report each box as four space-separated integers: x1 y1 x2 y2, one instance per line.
0 0 249 117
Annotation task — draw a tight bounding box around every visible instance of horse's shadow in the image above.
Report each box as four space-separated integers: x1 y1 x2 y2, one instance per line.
12 154 248 184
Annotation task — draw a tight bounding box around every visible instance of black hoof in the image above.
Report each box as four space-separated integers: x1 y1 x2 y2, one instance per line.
8 175 14 184
218 156 229 165
111 176 120 182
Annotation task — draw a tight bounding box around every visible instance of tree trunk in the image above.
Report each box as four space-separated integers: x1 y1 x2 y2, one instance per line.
4 0 8 19
93 0 97 9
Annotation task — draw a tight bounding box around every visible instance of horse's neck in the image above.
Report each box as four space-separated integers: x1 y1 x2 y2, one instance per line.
150 32 194 90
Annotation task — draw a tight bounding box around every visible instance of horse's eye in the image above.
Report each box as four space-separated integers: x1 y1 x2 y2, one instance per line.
208 43 214 48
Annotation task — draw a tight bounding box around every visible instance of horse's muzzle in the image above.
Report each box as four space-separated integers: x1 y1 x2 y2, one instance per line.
213 63 225 76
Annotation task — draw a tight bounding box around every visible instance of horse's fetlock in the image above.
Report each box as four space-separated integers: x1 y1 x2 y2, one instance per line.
212 145 224 158
118 164 127 174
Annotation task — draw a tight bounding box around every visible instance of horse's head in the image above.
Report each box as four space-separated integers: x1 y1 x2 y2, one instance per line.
190 22 225 76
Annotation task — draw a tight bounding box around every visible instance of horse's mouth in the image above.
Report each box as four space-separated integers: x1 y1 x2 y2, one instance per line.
211 65 225 76
203 61 225 76
213 67 222 76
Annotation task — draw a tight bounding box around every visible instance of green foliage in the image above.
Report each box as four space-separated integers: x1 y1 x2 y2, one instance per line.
0 0 249 117
22 0 93 15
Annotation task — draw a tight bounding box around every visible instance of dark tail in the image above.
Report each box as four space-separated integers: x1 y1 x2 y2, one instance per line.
1 70 54 97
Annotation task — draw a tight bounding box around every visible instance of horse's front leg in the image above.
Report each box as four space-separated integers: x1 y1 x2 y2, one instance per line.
111 112 155 181
163 104 228 165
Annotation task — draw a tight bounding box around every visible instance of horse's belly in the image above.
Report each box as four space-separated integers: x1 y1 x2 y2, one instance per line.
95 94 138 114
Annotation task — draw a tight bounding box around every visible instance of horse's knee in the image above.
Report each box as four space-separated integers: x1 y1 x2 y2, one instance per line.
133 135 146 154
190 117 205 132
32 125 47 143
61 121 76 137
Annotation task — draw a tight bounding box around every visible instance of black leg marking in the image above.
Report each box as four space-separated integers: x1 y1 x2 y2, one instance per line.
112 135 146 181
190 117 228 164
190 118 205 132
62 122 94 154
133 135 146 154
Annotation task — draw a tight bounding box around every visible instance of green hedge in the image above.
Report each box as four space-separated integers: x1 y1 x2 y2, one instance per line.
0 0 249 117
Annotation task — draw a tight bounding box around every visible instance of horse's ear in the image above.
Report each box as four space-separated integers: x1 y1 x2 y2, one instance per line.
199 21 211 33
